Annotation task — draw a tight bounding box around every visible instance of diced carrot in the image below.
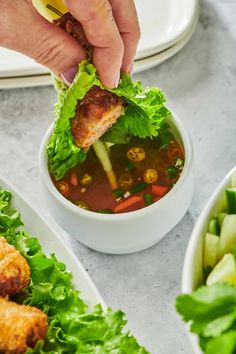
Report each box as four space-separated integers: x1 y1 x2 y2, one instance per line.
70 172 78 186
114 196 142 213
151 185 168 196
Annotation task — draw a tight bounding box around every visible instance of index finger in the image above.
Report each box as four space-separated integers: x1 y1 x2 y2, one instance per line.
109 0 141 73
64 0 124 88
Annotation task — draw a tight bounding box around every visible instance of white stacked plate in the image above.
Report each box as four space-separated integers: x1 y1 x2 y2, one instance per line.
0 0 199 89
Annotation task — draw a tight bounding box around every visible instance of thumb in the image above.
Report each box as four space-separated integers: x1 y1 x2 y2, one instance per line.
0 1 85 75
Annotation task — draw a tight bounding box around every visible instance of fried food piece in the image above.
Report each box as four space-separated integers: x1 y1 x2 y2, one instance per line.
0 297 48 354
55 13 125 148
0 237 30 297
71 86 124 148
54 12 92 57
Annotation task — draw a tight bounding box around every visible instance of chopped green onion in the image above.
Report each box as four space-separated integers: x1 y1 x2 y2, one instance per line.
112 188 124 198
166 166 177 178
175 158 184 169
144 194 154 205
130 182 147 194
96 209 113 214
226 188 236 214
126 161 136 172
208 217 220 236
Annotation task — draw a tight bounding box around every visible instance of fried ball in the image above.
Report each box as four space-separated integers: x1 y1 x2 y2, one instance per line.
0 237 30 297
0 297 48 354
71 86 124 148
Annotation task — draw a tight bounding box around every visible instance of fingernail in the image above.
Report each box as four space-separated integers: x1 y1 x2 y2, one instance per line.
61 66 77 86
130 61 134 75
115 72 120 88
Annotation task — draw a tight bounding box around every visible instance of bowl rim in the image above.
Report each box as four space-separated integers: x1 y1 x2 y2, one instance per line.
181 165 236 294
181 166 236 354
39 112 193 221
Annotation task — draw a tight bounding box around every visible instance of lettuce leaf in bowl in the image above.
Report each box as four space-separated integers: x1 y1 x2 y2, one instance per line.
47 60 170 180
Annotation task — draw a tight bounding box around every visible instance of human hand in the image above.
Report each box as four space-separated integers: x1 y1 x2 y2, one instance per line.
0 0 140 88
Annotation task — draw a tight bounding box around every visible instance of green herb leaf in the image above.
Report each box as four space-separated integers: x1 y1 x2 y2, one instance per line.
176 283 236 353
102 123 132 144
111 73 170 139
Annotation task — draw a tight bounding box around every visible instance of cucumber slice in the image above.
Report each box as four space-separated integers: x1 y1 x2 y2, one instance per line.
226 188 236 214
218 215 236 259
232 171 236 188
218 212 227 228
208 217 220 235
206 253 236 286
204 233 220 269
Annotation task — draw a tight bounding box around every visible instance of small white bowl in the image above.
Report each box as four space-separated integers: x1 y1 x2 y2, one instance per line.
181 166 236 354
39 113 194 254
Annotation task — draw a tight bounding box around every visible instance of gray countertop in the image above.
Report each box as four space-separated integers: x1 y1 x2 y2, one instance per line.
0 0 236 353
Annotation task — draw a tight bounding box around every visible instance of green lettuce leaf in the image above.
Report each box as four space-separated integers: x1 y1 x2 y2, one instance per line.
47 61 101 180
48 60 170 180
1 189 149 354
0 189 11 210
0 189 23 234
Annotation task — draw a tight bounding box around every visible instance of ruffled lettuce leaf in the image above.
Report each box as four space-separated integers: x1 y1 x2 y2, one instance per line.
1 189 149 354
0 189 23 234
0 189 11 210
48 60 170 180
47 61 101 180
176 283 236 354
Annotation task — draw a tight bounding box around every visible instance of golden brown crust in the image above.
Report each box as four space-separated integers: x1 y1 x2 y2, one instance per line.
71 86 124 148
0 237 30 297
0 297 48 353
54 12 92 57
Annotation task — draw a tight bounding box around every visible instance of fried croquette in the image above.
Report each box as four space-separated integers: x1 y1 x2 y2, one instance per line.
0 237 30 297
54 12 92 57
0 297 48 354
55 13 125 148
71 86 124 148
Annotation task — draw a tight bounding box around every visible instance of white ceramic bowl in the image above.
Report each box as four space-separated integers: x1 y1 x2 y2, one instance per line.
39 113 194 254
181 166 236 354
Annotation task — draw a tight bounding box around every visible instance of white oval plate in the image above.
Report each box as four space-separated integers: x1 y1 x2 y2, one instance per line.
0 174 106 310
135 0 199 60
181 166 236 354
134 7 199 73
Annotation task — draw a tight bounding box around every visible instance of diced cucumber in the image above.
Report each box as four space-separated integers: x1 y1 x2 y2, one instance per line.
232 171 236 188
206 253 236 286
218 215 236 259
217 212 227 228
204 233 220 269
226 188 236 214
208 217 220 235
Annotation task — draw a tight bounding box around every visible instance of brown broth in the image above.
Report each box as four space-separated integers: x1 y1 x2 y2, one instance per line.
51 136 184 214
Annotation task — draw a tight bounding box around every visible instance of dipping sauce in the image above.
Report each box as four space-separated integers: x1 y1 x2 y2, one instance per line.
51 135 184 214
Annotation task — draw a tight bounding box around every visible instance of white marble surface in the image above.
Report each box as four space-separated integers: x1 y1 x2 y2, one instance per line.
0 1 236 353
